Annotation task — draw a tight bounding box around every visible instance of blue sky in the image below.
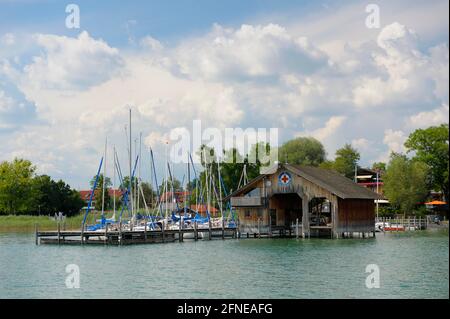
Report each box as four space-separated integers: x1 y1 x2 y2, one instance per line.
0 0 449 189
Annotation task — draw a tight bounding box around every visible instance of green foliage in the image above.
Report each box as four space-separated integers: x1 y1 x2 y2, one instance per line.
378 205 400 218
404 124 449 200
0 158 83 216
0 159 36 214
89 174 112 211
159 177 182 195
333 144 361 179
140 181 155 208
383 153 429 215
318 144 360 179
372 162 387 172
278 137 326 166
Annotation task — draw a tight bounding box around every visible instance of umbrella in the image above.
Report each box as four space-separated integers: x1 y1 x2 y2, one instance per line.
425 200 447 205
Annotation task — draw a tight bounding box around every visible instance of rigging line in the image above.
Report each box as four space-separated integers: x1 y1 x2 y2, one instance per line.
150 148 163 218
119 155 139 222
82 157 103 228
167 162 179 211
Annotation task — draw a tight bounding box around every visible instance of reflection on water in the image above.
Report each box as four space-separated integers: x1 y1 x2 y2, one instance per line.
0 229 448 299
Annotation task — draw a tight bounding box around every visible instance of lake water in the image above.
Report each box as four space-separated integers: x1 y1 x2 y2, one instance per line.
0 229 448 299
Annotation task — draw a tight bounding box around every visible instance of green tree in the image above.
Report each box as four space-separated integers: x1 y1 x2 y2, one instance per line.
0 158 36 214
159 177 182 195
372 162 387 173
332 144 360 179
30 175 56 215
89 174 112 211
404 124 449 200
31 175 83 216
140 181 155 208
278 137 326 166
383 153 429 215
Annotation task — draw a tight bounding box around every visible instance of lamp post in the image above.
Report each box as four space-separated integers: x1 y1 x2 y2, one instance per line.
376 170 380 220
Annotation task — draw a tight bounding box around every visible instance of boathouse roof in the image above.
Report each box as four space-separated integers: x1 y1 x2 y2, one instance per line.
225 163 383 200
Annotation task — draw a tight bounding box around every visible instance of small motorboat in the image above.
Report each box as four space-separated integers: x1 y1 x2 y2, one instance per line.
375 222 405 232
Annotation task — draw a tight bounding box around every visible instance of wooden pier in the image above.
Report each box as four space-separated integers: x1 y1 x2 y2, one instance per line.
35 226 239 245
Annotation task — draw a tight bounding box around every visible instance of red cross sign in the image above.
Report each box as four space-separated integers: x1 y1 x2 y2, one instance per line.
278 172 292 186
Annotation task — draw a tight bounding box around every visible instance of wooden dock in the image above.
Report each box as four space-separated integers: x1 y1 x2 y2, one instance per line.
35 226 239 245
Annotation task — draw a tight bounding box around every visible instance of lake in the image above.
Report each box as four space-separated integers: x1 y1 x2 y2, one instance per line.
0 229 448 298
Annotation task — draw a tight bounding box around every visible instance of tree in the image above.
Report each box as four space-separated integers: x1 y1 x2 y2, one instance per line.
89 174 112 211
0 158 35 214
53 180 84 216
404 124 449 200
372 162 387 173
30 175 83 216
278 137 326 166
383 153 429 215
140 182 155 208
332 144 360 179
159 177 182 195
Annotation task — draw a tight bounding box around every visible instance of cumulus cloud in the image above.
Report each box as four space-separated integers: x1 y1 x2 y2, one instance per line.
0 90 15 113
352 22 447 109
22 31 124 91
298 115 346 141
0 16 448 186
407 103 449 129
383 129 407 154
170 23 328 81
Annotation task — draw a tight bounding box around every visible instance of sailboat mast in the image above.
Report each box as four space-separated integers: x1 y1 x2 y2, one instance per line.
165 141 168 219
113 145 116 219
101 137 107 219
137 132 142 213
129 107 133 221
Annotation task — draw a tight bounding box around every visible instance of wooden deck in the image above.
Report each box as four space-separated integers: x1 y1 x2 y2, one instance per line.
36 226 239 245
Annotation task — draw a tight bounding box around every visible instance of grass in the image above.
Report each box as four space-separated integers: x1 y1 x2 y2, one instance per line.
0 211 116 232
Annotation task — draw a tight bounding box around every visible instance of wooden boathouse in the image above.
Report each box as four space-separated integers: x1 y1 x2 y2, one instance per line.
225 163 383 238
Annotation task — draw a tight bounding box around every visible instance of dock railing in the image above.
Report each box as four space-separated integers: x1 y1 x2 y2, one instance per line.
375 216 427 230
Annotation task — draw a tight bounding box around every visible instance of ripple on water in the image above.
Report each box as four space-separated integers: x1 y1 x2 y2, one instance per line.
0 230 448 298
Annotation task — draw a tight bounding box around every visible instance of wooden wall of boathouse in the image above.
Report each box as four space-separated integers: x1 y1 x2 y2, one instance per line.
230 164 379 238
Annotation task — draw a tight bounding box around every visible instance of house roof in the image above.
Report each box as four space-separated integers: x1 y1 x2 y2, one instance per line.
286 164 383 199
225 163 383 200
79 189 123 200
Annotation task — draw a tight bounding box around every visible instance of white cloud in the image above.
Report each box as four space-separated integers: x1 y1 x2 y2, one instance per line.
22 31 124 91
299 115 347 141
352 22 445 108
351 138 371 152
171 23 328 81
1 33 15 46
407 103 449 129
383 129 407 154
0 16 448 187
0 90 15 113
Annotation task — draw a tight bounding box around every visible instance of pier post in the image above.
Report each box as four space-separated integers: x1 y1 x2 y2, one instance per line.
269 213 272 238
104 223 108 245
221 216 225 240
257 218 261 238
162 220 165 243
144 216 147 242
179 216 183 242
118 221 122 246
35 223 38 245
296 218 299 239
194 221 198 241
237 217 241 239
57 221 61 245
208 219 212 240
